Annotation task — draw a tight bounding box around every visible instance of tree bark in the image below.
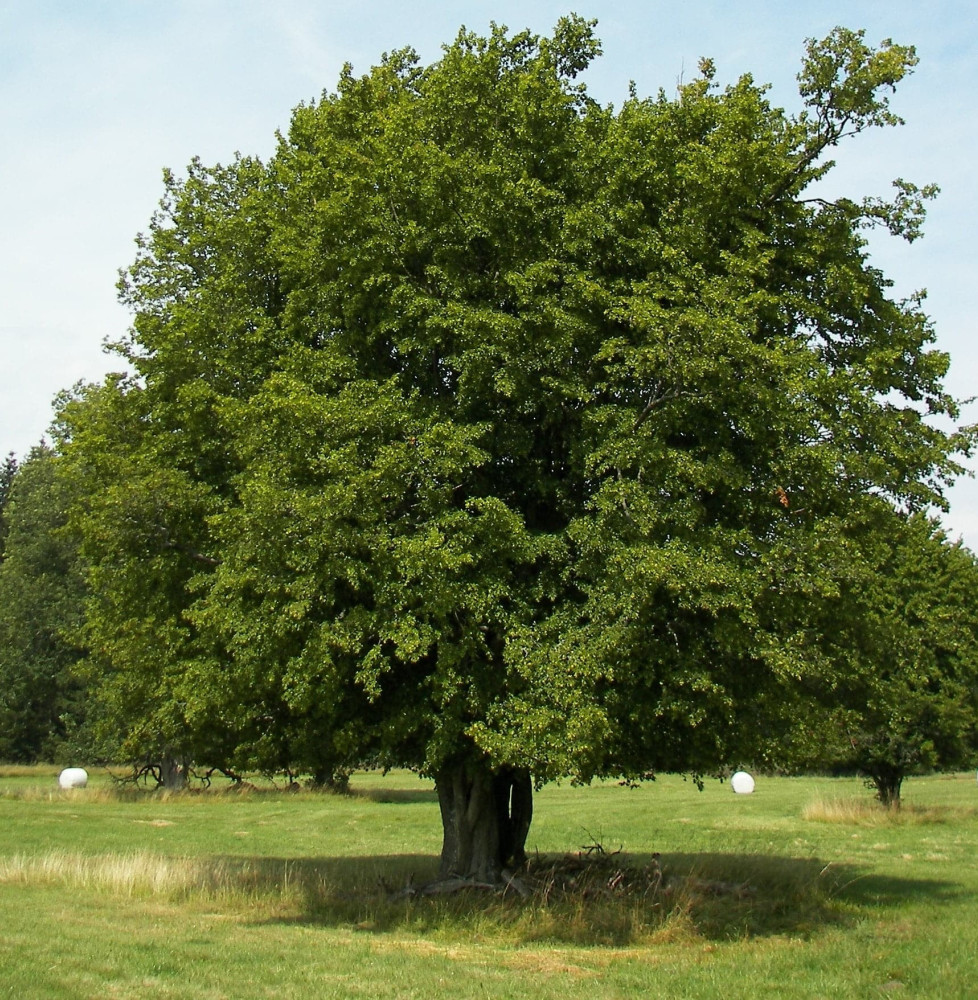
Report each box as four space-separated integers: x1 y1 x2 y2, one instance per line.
160 750 187 791
870 768 903 809
436 762 532 883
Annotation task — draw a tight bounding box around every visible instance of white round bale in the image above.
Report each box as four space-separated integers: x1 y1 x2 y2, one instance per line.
58 767 88 789
730 770 755 795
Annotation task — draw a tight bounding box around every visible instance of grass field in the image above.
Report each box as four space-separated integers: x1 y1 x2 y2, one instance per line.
1 767 976 998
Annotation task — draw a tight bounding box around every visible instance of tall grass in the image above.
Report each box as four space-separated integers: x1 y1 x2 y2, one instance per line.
0 850 313 901
801 794 976 825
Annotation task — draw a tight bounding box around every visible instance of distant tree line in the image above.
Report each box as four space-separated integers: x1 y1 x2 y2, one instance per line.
0 446 87 763
3 438 975 808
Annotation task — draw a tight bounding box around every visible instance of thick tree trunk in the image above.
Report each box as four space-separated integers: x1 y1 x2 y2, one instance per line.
436 762 532 883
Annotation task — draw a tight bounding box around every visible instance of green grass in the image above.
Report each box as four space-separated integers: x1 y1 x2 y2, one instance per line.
1 769 977 998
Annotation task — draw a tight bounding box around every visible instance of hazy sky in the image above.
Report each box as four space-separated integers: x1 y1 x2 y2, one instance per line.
2 1 975 546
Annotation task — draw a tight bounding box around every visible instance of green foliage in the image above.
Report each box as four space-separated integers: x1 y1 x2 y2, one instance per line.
787 511 978 804
56 20 970 803
0 451 17 561
797 28 917 134
0 446 87 761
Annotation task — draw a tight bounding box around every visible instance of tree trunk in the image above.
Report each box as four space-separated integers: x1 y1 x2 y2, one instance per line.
311 765 351 793
436 762 532 883
160 750 187 791
870 769 903 809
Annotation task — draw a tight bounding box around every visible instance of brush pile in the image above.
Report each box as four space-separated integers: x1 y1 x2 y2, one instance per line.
520 844 665 903
391 844 754 903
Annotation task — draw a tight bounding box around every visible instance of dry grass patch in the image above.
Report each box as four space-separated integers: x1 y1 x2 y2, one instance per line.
0 850 207 896
0 850 316 906
0 783 150 803
0 764 61 779
500 951 599 977
802 796 976 826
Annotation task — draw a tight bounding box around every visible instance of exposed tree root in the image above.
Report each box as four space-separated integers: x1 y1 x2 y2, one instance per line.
386 848 754 904
387 868 530 900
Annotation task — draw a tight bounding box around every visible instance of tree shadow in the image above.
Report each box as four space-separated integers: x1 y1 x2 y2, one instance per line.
349 787 439 804
211 849 963 945
653 851 962 940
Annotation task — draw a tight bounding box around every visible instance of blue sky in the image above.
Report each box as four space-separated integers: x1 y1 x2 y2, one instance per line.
2 1 976 545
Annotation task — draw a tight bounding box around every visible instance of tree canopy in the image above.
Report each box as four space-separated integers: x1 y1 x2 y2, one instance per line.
57 18 973 880
785 509 978 806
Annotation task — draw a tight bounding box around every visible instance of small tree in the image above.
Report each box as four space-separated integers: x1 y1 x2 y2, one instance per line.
765 506 978 807
837 515 978 806
59 21 969 878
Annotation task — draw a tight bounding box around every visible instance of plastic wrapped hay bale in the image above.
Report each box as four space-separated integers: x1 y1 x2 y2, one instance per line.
730 771 755 794
58 767 88 789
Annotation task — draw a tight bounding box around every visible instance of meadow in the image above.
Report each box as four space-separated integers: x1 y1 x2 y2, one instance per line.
1 766 976 999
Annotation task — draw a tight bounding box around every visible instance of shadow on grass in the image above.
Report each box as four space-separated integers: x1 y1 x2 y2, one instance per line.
220 849 962 946
349 787 439 804
654 851 961 941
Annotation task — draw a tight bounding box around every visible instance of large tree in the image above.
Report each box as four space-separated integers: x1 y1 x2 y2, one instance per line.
59 20 970 880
